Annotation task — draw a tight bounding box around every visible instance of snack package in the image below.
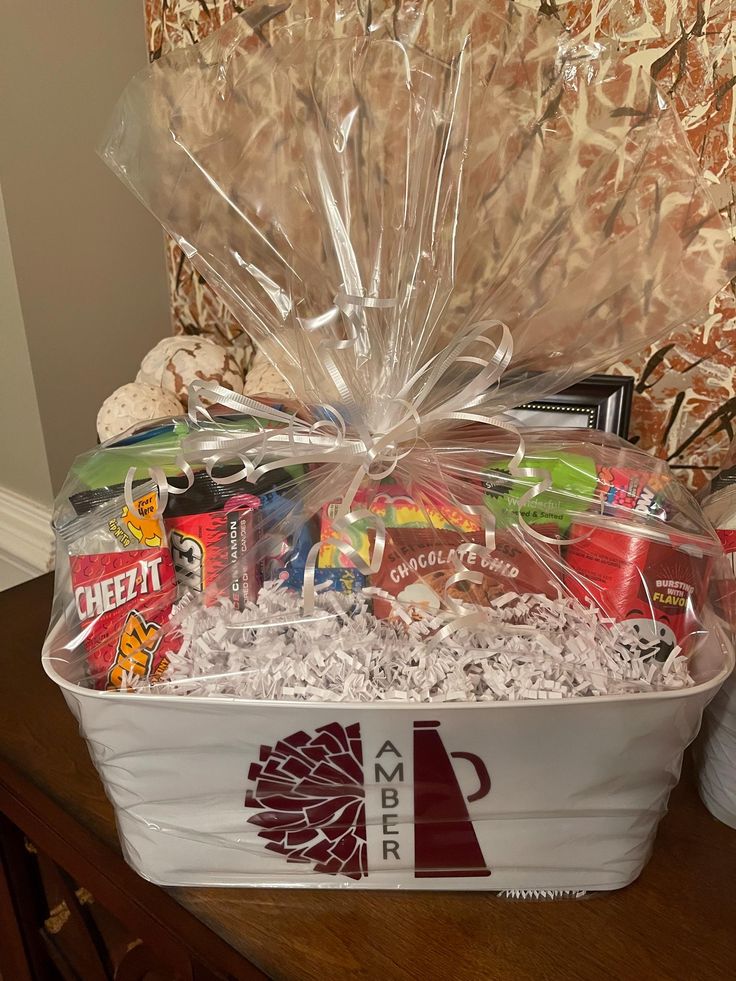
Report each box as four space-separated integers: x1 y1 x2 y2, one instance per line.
318 483 561 616
45 5 736 705
165 492 262 609
484 454 674 532
56 485 178 689
318 485 480 570
70 550 176 690
64 481 165 550
370 525 561 622
564 523 716 659
160 470 272 606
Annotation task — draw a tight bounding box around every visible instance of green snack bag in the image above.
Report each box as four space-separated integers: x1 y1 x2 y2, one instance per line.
484 452 598 532
70 416 303 491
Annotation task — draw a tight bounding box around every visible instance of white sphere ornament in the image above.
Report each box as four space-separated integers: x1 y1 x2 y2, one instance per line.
136 336 244 406
97 383 183 442
243 350 293 398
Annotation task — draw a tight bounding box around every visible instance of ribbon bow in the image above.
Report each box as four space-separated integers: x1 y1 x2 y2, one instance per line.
127 312 555 632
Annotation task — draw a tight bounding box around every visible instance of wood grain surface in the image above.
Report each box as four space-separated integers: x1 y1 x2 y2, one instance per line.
2 574 736 981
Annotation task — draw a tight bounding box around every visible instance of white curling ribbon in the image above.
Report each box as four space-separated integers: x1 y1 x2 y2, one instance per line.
183 319 517 478
123 458 195 521
300 289 398 433
443 552 484 614
150 314 561 624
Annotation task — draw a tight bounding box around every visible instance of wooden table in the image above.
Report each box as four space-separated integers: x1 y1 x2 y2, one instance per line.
2 575 735 980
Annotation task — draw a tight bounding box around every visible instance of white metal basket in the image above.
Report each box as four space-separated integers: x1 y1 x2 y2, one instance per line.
44 625 733 890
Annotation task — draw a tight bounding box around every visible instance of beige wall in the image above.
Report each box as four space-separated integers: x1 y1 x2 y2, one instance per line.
0 182 53 506
0 1 170 492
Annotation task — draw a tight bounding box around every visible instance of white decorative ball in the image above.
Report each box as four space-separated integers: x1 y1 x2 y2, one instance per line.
97 383 183 443
243 350 293 398
136 336 244 406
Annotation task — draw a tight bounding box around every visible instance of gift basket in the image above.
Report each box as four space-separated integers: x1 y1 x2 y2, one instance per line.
44 4 736 891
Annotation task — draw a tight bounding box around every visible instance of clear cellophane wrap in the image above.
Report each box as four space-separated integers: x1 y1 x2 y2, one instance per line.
48 3 736 701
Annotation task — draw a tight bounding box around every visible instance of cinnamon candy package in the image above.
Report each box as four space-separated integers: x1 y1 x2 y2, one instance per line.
43 3 736 891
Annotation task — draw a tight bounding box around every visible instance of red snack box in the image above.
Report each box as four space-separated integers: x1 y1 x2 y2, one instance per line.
165 493 262 610
70 548 177 690
596 465 671 519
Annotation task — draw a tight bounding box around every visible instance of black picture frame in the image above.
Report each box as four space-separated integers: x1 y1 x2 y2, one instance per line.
506 374 634 438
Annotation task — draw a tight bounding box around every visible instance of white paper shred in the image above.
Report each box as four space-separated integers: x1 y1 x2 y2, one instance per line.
134 583 694 703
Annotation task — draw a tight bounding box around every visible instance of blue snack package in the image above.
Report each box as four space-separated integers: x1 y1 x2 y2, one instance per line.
259 491 318 591
311 567 367 594
260 491 367 594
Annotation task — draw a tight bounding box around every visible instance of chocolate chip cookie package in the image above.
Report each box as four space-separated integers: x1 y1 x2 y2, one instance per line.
43 3 736 891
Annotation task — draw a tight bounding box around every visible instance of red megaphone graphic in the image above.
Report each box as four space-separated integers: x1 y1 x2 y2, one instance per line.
413 721 491 878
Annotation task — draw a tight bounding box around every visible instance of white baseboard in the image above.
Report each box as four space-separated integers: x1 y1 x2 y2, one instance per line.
0 485 54 577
